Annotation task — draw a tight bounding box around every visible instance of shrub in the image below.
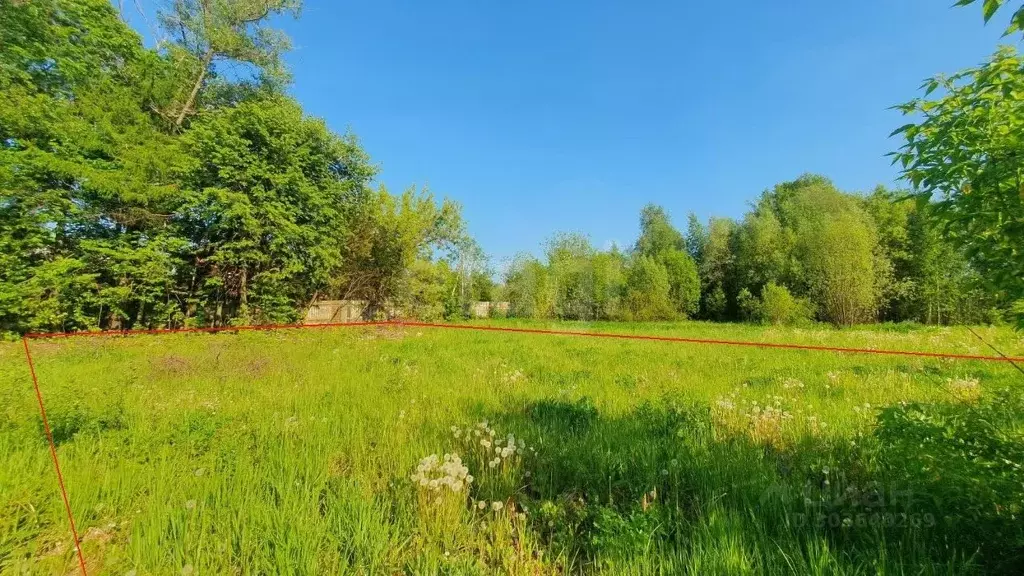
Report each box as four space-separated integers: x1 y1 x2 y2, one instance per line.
874 391 1024 573
622 257 676 321
755 283 814 325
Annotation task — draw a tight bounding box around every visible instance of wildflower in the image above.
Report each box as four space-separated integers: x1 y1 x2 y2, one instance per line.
478 500 487 510
492 501 504 511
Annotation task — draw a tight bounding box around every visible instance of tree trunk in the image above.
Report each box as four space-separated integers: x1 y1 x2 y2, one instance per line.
239 267 249 323
175 49 214 128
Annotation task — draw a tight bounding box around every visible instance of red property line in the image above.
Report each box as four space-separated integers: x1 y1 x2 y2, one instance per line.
23 319 1024 362
22 337 87 576
390 321 1024 363
20 319 1024 574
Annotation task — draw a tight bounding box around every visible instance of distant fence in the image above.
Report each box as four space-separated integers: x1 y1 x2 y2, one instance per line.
305 300 371 323
304 300 510 323
468 301 510 318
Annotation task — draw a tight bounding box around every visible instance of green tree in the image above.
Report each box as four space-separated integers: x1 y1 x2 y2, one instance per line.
635 205 700 318
158 0 302 128
0 0 184 332
635 204 685 256
892 47 1024 324
696 217 737 320
623 256 675 321
505 254 554 319
333 185 465 316
803 214 877 326
176 95 375 324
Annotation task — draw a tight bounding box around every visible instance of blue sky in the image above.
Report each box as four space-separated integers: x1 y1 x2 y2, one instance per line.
125 1 1015 268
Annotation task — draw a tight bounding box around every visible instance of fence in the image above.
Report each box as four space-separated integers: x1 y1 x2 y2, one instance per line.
305 300 511 322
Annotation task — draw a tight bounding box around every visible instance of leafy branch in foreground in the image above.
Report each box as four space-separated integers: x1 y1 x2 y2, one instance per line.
956 0 1024 36
890 47 1024 325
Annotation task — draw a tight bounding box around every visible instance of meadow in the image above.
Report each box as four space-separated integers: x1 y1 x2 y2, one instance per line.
1 321 1023 575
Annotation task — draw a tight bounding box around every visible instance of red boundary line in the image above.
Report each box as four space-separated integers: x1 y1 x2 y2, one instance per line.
388 321 1024 363
22 337 87 576
20 319 1024 574
22 319 1024 363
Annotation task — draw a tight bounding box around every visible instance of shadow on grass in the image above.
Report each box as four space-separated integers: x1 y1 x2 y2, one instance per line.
481 394 1023 574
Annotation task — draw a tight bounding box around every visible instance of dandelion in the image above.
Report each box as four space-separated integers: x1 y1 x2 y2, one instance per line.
491 501 504 511
477 500 487 510
410 453 472 496
947 377 981 402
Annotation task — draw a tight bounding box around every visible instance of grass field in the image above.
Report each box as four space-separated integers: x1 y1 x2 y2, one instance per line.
2 321 1023 574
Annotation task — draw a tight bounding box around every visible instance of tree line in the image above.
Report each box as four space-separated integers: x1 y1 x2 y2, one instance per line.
0 0 493 334
504 176 1003 326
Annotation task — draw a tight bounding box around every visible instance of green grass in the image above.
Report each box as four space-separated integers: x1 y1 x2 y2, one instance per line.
1 320 1023 574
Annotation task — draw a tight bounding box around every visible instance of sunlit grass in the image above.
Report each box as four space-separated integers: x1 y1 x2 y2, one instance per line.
1 320 1021 574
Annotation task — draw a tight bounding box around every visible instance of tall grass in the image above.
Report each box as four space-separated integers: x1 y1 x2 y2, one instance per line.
1 321 1022 574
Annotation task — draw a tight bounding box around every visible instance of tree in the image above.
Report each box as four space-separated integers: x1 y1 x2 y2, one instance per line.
333 185 465 316
158 0 301 128
623 256 675 321
634 205 700 318
546 232 599 320
699 217 737 320
661 249 701 317
635 204 685 256
803 214 877 326
176 95 375 324
505 254 554 319
0 0 185 332
891 47 1024 324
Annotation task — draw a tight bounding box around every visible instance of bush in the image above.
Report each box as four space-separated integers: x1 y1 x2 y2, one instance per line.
874 391 1024 573
755 283 814 325
622 257 676 321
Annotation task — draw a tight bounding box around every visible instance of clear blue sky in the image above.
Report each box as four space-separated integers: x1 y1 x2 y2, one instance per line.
127 1 1016 268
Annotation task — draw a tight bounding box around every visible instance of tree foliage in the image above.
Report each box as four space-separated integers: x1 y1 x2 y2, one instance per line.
892 47 1024 324
0 0 469 333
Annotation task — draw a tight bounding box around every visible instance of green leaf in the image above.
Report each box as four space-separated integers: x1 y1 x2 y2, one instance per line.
889 123 917 137
982 0 1002 23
